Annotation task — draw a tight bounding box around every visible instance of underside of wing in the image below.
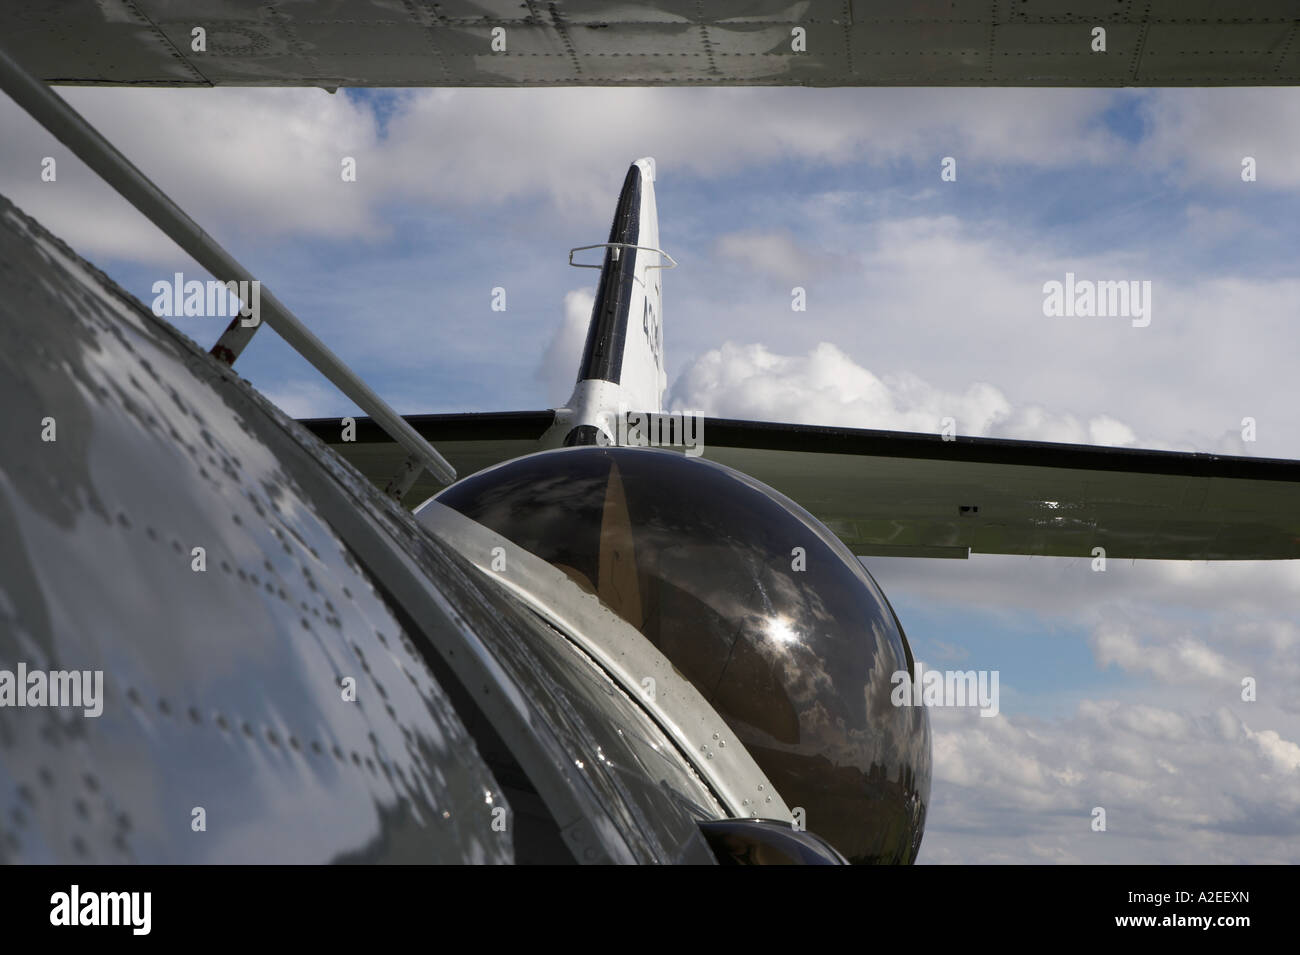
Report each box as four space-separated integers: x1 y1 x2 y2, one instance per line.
695 418 1300 561
3 2 1298 88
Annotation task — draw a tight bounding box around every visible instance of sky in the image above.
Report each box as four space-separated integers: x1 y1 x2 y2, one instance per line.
2 82 1298 863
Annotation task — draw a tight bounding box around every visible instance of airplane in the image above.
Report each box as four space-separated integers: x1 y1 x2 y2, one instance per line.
3 4 1299 866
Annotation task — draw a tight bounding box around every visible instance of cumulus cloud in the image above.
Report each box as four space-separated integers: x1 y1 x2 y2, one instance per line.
1092 626 1237 685
862 547 1300 862
670 339 1143 445
921 701 1300 863
1248 727 1300 774
536 288 594 407
669 206 1300 459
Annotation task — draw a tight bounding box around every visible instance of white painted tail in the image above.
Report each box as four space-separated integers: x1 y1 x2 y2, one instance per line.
543 157 672 448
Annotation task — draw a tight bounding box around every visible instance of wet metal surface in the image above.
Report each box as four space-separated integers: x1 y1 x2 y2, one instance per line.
0 193 508 863
0 192 724 864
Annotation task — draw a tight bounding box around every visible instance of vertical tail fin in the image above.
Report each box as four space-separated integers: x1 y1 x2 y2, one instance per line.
548 157 670 448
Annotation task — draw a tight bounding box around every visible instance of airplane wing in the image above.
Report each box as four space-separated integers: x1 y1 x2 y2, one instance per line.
298 411 555 508
697 419 1300 561
305 414 1300 561
2 1 1297 89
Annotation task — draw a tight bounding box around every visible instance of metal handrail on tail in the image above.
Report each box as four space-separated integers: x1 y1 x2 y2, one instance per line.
568 243 677 270
0 45 456 488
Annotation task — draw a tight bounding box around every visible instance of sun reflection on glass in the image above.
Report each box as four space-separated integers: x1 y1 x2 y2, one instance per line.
765 616 798 645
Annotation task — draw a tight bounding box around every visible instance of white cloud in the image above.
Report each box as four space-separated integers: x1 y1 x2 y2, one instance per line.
0 85 1133 265
669 209 1300 459
0 86 384 264
1248 727 1300 774
859 546 1300 862
921 701 1300 863
536 288 594 407
1087 415 1137 447
379 87 1127 214
670 339 1144 445
1141 88 1300 190
1092 626 1237 685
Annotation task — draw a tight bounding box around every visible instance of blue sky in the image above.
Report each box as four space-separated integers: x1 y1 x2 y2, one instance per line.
3 83 1298 863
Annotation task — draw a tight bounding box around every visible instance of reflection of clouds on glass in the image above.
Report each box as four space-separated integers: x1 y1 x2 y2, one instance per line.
437 447 931 862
